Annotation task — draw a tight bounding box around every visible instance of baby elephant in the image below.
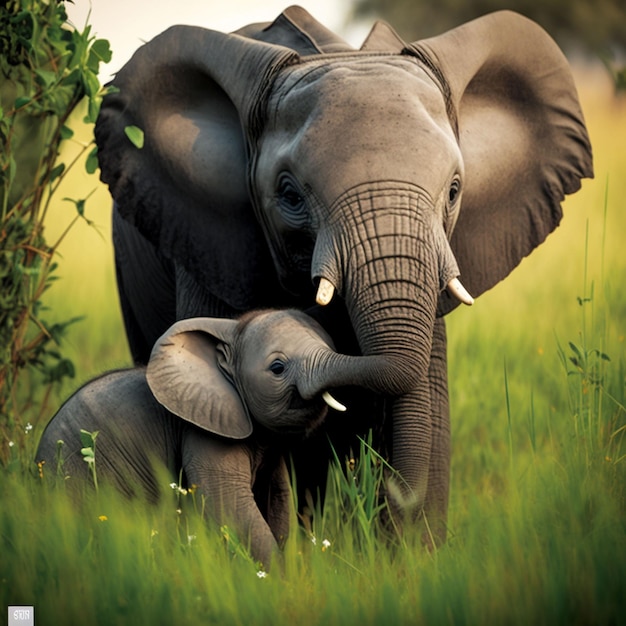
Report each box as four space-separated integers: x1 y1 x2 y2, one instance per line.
36 309 346 567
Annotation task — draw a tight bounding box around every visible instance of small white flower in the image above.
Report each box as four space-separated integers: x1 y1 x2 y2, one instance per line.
187 534 196 545
322 539 331 549
24 423 33 434
8 441 14 448
310 536 317 546
256 570 268 579
169 482 188 495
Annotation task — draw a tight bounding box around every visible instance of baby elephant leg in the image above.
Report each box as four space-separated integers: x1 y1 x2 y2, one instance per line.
181 428 282 569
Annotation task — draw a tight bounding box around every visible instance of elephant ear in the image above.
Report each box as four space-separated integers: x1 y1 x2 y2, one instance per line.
240 5 354 53
95 26 297 310
360 20 406 52
408 11 593 314
146 317 252 439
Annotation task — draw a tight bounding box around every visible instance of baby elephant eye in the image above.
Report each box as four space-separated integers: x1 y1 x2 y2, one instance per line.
269 359 286 375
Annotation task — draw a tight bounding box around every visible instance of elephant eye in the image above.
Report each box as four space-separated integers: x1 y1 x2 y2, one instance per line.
448 178 461 206
269 359 286 375
283 187 303 208
276 173 307 224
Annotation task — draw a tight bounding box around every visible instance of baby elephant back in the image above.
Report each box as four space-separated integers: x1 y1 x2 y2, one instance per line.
36 369 175 500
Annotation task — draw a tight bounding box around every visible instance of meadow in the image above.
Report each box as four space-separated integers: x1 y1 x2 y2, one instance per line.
1 64 625 625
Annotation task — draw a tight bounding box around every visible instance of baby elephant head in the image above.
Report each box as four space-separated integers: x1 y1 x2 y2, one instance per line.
146 309 346 439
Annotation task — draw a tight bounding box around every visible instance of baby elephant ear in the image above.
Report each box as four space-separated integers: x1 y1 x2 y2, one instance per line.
146 318 252 439
411 11 593 314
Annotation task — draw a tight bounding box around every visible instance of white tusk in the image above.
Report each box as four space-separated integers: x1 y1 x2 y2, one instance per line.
316 278 335 306
447 277 474 306
322 391 346 412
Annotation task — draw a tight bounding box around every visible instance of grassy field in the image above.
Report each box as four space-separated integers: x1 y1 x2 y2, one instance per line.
1 65 625 625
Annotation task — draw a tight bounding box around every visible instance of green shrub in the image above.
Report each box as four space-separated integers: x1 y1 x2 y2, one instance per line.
0 0 111 456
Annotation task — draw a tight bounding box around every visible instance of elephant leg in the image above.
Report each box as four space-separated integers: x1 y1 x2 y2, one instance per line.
113 207 176 364
253 454 292 548
182 429 279 568
423 316 450 547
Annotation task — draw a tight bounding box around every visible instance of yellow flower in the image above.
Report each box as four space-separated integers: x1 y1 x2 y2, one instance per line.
98 515 108 522
37 460 45 479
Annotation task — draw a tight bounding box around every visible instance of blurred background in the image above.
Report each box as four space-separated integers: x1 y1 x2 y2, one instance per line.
65 0 625 82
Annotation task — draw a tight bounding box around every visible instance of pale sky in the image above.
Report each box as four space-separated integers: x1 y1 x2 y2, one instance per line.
65 1 369 80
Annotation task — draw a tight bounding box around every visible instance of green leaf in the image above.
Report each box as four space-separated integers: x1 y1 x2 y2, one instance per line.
80 429 99 448
61 67 82 88
49 163 65 183
75 198 85 216
48 317 85 343
93 39 113 62
568 342 583 361
88 39 112 71
35 69 57 88
42 357 76 383
85 146 99 174
84 95 102 124
14 96 31 109
63 197 86 216
60 125 74 140
82 69 101 98
124 125 145 149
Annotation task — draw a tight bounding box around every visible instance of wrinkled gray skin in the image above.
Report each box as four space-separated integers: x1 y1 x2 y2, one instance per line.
95 7 593 543
36 309 346 567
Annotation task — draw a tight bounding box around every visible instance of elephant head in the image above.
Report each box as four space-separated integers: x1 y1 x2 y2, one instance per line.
96 7 592 521
146 309 347 438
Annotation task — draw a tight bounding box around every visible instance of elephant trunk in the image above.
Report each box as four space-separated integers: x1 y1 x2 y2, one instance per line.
305 182 467 511
308 182 456 393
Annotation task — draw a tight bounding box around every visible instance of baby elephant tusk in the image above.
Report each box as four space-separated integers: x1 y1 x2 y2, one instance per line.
316 278 335 306
322 391 347 412
447 277 474 306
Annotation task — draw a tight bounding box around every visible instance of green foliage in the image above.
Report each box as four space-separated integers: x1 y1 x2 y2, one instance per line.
124 125 144 149
0 0 111 446
308 435 403 562
79 428 98 491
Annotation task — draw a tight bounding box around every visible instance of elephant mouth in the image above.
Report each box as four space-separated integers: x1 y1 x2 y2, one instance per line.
284 390 330 438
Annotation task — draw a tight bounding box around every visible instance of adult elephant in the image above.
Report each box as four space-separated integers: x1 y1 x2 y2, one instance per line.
95 7 592 542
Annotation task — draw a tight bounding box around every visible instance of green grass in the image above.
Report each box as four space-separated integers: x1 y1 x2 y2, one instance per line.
1 67 625 625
